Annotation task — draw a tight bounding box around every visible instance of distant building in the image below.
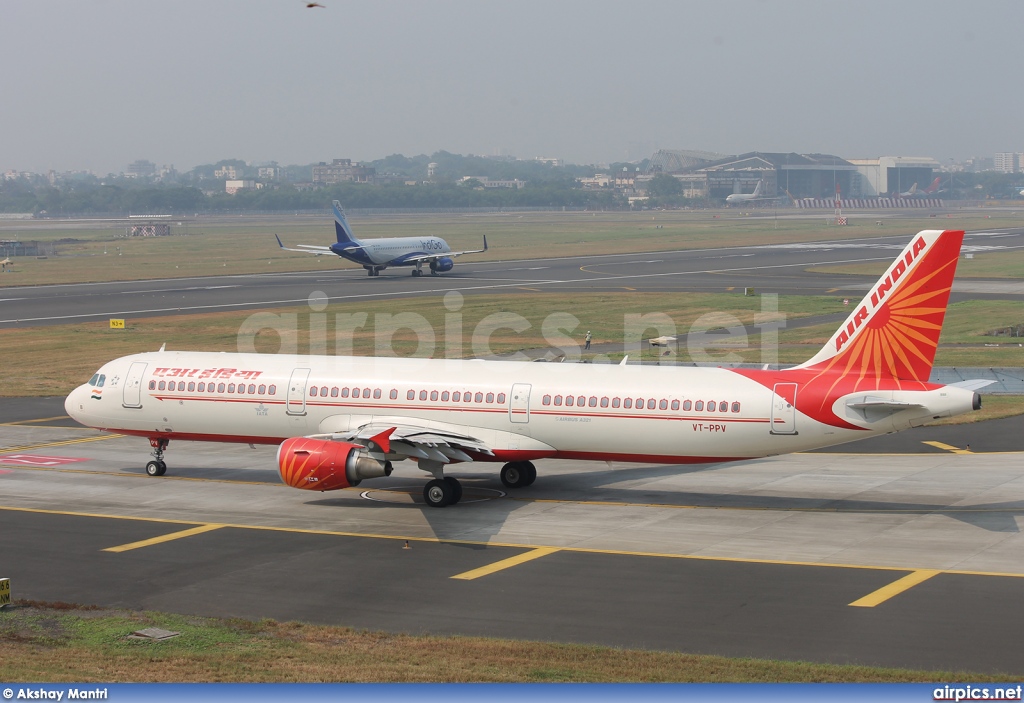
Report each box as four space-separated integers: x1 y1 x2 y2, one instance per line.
427 162 438 178
994 153 1021 174
258 166 282 180
534 157 563 167
125 160 157 178
215 165 238 179
312 158 376 185
225 180 260 195
459 176 526 189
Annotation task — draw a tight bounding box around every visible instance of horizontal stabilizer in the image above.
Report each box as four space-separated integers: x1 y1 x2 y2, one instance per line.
949 379 996 391
846 396 924 411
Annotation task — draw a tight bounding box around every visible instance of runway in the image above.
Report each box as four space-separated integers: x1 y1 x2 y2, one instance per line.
3 228 1024 328
2 403 1024 673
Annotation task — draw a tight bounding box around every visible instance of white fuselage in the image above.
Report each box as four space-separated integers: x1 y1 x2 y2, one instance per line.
348 237 450 266
63 350 937 466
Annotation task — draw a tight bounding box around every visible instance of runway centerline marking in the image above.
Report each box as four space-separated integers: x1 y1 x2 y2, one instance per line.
849 569 941 607
451 547 561 580
103 524 227 552
922 441 974 454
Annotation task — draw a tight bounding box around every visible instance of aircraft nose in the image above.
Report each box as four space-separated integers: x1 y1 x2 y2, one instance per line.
65 385 86 423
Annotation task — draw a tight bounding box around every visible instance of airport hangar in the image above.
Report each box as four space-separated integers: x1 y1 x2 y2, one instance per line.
641 149 941 199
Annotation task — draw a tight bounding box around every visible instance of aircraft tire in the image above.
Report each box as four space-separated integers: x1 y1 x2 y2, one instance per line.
522 461 537 486
412 269 421 277
146 460 167 477
423 478 452 508
443 476 463 504
500 462 531 489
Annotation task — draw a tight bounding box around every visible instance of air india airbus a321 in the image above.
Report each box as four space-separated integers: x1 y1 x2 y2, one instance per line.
65 229 986 507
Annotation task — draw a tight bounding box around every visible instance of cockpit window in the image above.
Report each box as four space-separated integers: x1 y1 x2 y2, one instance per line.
96 374 106 388
88 374 99 386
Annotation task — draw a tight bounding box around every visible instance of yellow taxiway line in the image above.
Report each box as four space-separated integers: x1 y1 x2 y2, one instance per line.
103 524 227 553
0 434 124 454
849 569 941 607
3 504 1024 583
451 547 561 580
922 441 974 454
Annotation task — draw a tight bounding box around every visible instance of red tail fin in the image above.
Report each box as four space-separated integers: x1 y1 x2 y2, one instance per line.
794 229 963 382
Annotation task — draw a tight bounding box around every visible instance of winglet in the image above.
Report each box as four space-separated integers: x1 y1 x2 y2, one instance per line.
275 234 285 249
483 234 488 252
369 427 396 454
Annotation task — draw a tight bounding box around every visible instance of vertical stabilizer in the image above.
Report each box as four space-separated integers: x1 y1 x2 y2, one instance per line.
332 200 360 245
752 180 763 197
793 229 963 382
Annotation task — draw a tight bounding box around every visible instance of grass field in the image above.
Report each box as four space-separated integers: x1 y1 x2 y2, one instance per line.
1 602 1018 682
2 209 1022 287
2 291 1021 402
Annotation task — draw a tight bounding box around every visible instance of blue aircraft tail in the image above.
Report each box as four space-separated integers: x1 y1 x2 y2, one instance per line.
332 201 359 245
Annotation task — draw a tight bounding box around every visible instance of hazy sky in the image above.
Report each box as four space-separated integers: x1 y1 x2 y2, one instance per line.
3 0 1021 174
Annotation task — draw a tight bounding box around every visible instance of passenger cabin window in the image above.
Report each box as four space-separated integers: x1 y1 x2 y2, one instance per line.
258 385 266 394
331 387 339 398
373 389 381 399
694 400 704 411
420 390 428 401
441 391 449 401
453 391 461 402
577 395 585 407
149 381 156 390
475 392 483 403
588 396 597 407
565 396 573 407
158 381 166 391
309 387 317 397
189 382 197 392
268 385 276 395
486 392 494 403
248 384 256 394
391 389 399 400
659 399 668 410
731 402 741 413
342 388 350 398
497 393 506 403
683 400 692 411
671 400 679 410
407 390 414 400
554 395 562 406
623 398 632 409
648 399 656 410
612 398 620 408
430 391 438 401
543 395 551 405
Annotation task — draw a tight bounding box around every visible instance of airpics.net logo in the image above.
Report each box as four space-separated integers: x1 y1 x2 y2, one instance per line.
234 290 787 364
934 684 1023 701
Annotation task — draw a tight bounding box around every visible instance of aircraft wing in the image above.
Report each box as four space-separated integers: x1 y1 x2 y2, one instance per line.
275 234 331 254
402 235 489 263
318 421 496 464
275 234 370 255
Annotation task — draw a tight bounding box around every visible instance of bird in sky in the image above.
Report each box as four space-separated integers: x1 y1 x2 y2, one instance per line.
305 2 325 7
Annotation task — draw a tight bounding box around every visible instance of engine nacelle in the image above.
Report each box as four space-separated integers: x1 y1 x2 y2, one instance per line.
430 257 454 273
277 437 392 491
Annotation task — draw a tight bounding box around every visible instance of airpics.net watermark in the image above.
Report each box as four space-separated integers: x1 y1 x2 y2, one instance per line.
234 290 787 364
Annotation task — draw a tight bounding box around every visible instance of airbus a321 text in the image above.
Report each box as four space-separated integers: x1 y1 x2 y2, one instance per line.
276 200 487 277
66 229 987 508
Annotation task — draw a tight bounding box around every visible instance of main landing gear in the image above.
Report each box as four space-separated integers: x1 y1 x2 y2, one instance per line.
365 266 382 277
500 460 537 489
422 476 463 508
146 438 169 477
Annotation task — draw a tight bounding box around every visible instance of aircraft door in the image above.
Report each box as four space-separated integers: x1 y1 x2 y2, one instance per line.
770 383 798 435
122 362 147 408
286 369 311 415
509 383 531 423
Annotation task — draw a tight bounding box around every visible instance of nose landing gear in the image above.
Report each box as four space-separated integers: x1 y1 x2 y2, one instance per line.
146 438 169 477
